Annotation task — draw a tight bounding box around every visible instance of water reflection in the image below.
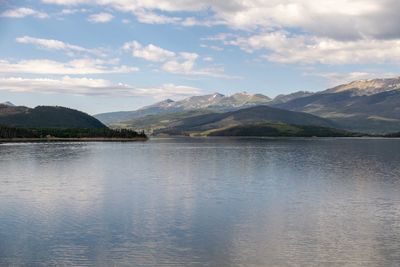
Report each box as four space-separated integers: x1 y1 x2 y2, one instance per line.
0 138 400 266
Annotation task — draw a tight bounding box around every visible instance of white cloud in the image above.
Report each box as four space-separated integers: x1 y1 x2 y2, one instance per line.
222 31 400 65
60 8 78 15
41 0 400 40
87 12 114 23
41 0 206 12
123 41 176 62
16 36 107 57
0 76 202 97
124 9 219 26
133 10 181 24
0 58 138 75
41 0 218 26
39 0 400 70
1 7 48 19
16 36 90 54
162 52 198 73
39 0 400 68
162 52 238 79
122 41 237 78
42 0 90 4
59 8 88 15
200 44 224 51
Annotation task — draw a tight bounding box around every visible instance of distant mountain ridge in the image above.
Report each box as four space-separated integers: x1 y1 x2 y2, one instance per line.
140 92 271 111
323 77 400 96
273 77 400 133
95 92 273 125
271 91 314 104
93 76 400 134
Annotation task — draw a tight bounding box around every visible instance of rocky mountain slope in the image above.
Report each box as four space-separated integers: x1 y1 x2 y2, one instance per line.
273 77 400 133
323 77 400 96
95 92 272 125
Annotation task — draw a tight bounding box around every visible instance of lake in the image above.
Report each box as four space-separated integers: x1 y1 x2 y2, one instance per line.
1 138 400 266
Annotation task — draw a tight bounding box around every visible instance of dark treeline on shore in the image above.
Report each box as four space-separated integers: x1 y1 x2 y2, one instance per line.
384 132 400 137
2 124 400 140
0 125 147 139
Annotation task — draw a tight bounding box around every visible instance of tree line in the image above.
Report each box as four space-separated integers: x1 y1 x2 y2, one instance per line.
0 125 146 139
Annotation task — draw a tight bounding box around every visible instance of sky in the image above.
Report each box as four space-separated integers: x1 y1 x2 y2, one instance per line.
0 0 399 114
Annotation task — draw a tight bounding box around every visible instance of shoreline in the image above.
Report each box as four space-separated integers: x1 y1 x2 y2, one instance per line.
150 135 398 140
2 136 399 143
0 137 148 143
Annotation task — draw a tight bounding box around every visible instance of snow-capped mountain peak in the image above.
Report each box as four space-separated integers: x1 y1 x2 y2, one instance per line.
326 77 400 96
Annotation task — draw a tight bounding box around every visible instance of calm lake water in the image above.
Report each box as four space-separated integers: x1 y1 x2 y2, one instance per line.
0 138 400 266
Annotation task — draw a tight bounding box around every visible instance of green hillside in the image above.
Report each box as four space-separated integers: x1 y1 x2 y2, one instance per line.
206 123 358 137
0 105 106 129
114 110 214 130
154 105 337 136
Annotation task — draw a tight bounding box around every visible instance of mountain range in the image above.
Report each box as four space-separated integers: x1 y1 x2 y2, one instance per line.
95 92 273 125
3 76 400 136
95 77 400 134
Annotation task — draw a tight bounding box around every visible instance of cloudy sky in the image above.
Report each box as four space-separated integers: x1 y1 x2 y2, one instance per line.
1 0 399 114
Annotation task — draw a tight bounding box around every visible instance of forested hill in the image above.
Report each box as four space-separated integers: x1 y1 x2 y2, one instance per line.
0 105 106 129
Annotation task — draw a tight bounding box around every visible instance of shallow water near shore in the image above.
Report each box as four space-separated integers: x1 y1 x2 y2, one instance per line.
1 137 400 266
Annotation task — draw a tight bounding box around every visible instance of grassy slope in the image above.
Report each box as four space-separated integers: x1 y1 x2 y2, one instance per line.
155 105 337 136
203 122 358 137
112 110 214 130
